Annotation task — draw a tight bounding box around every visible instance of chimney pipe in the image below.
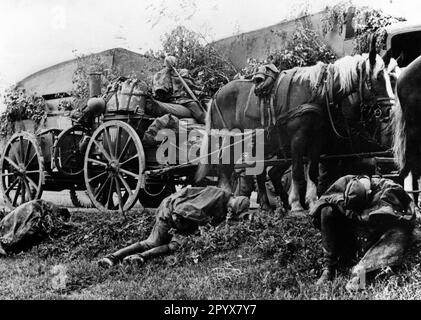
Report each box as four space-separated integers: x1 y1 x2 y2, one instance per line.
88 72 102 97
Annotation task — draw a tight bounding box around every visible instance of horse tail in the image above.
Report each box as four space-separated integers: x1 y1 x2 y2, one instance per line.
195 97 213 182
392 96 407 171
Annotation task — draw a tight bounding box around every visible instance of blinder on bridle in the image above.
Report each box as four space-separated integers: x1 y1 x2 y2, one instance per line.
358 35 394 124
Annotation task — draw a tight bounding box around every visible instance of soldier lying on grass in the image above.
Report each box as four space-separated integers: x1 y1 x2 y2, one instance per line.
310 175 417 291
98 186 250 268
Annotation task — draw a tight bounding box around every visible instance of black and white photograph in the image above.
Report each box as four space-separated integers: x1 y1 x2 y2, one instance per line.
1 0 421 304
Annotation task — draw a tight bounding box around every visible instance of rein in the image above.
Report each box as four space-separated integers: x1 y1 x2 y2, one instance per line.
323 78 351 140
323 58 393 141
212 88 228 129
322 65 351 140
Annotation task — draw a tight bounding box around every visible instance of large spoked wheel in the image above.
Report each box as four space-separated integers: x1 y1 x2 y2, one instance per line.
54 125 90 176
84 120 145 213
0 132 44 208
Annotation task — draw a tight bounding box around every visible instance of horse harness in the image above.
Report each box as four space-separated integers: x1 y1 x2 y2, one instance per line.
321 58 392 141
211 58 391 139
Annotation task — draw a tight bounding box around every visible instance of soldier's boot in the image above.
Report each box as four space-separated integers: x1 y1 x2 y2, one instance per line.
98 254 119 268
123 254 145 267
0 243 6 257
345 275 362 292
316 255 337 286
316 266 336 286
316 206 341 286
316 239 338 286
98 242 148 269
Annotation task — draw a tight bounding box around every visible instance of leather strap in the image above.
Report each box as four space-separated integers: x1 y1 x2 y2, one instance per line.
213 93 228 129
126 80 139 111
243 85 255 122
324 68 350 140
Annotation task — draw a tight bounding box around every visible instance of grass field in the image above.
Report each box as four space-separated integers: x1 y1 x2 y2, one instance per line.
2 197 421 300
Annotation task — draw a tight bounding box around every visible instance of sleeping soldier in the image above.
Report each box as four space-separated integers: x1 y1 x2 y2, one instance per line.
98 186 250 268
310 175 416 291
151 56 206 124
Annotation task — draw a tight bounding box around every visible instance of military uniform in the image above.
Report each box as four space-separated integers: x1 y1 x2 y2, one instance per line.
152 65 206 124
99 186 249 267
310 175 415 287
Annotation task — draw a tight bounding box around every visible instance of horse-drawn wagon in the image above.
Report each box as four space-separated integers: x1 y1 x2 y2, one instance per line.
3 22 421 214
0 77 210 213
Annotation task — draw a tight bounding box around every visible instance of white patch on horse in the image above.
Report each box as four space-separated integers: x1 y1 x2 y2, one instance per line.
305 164 318 211
387 58 399 75
384 71 395 100
289 178 304 212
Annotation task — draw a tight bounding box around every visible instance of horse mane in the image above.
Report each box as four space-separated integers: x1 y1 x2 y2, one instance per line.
295 62 326 96
332 55 366 94
392 97 406 170
295 54 367 97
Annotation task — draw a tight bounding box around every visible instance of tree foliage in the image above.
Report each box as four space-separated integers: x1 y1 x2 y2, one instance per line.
0 87 48 137
161 25 238 96
322 2 406 54
352 6 406 54
321 1 353 36
240 27 337 77
270 27 337 70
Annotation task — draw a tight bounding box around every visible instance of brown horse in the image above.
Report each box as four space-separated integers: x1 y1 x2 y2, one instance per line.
197 38 395 213
392 55 421 196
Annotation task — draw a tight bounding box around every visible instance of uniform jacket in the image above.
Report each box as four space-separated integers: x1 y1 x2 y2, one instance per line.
310 175 415 229
153 67 198 104
156 186 232 233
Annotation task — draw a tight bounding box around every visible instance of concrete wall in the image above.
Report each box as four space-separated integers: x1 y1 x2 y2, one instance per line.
16 48 161 110
213 10 355 70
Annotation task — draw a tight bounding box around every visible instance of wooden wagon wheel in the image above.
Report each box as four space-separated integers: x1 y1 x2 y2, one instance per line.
54 125 90 176
0 132 44 208
84 120 145 213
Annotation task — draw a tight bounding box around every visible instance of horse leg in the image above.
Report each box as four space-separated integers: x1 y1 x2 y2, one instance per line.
397 164 411 187
255 169 273 213
289 134 306 213
268 164 291 211
412 174 420 207
305 138 322 211
218 164 234 192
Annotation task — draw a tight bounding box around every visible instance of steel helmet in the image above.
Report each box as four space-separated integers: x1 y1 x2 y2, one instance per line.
164 56 177 68
344 177 370 210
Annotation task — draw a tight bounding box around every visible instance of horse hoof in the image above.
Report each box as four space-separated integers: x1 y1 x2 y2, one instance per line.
305 200 317 212
287 209 308 218
259 207 274 215
259 203 274 214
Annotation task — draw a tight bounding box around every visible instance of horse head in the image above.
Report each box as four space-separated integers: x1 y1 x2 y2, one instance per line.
359 35 395 104
357 35 396 125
